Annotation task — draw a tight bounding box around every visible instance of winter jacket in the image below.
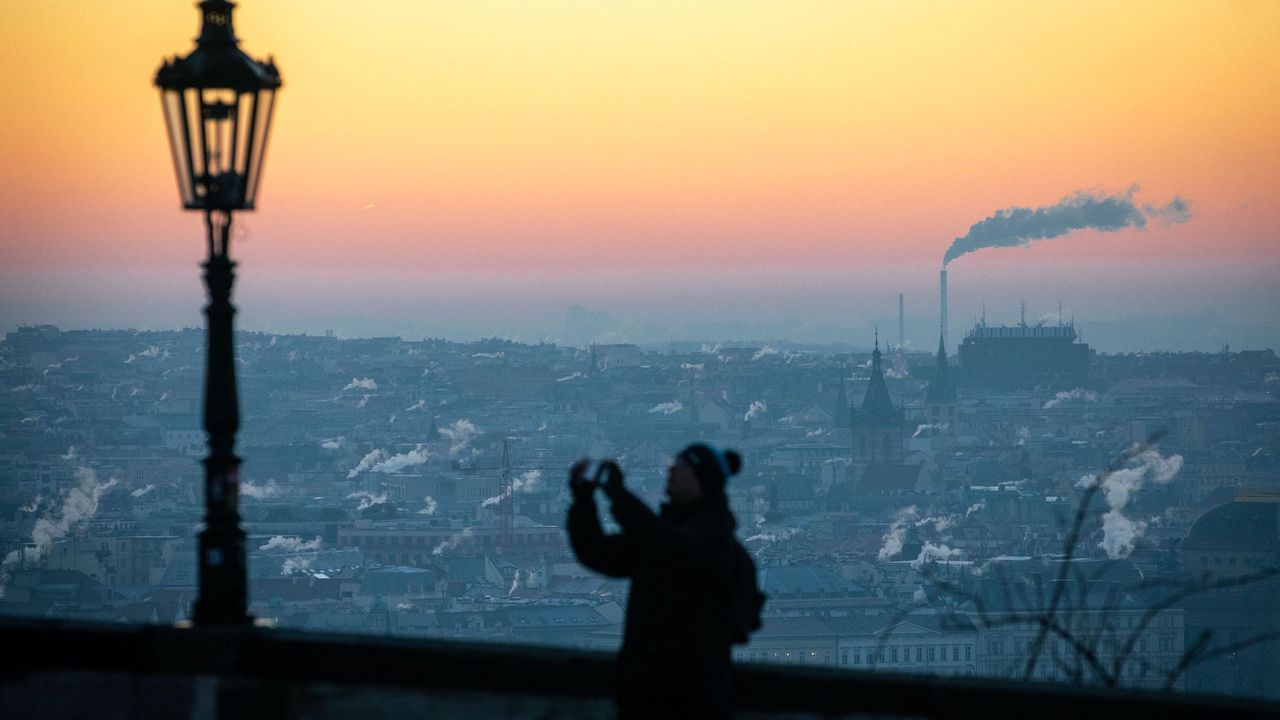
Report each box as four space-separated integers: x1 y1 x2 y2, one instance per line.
567 486 738 719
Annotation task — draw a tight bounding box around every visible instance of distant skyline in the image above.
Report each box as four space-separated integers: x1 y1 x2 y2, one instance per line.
2 2 1277 351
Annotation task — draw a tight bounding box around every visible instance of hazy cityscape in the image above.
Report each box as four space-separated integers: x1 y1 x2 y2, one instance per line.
2 315 1276 700
4 1 1279 716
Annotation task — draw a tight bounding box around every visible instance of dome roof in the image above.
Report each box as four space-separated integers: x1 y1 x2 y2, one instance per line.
1184 500 1280 553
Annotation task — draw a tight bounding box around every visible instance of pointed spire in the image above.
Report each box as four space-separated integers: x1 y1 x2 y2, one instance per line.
927 332 957 403
862 332 895 417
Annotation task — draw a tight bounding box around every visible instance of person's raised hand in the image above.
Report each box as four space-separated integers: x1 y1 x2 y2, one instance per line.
599 460 625 498
569 458 597 502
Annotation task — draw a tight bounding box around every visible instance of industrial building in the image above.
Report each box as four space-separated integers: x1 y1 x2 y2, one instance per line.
958 320 1090 389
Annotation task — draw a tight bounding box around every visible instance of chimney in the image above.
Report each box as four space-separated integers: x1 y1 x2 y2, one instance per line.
939 269 948 350
898 293 905 349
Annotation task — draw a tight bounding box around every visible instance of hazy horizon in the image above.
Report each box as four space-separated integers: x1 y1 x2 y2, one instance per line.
3 257 1276 352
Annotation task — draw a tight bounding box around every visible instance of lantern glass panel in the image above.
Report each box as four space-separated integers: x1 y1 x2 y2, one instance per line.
184 89 205 186
244 88 276 206
161 89 194 206
233 92 254 177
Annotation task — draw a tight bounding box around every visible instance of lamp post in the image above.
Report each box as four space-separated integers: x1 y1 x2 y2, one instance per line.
155 0 281 625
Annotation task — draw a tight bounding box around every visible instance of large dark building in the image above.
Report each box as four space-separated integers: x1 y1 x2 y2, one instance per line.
957 321 1090 389
1180 495 1280 699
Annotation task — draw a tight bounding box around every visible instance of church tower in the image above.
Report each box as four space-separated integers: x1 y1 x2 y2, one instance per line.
851 332 905 464
925 332 957 430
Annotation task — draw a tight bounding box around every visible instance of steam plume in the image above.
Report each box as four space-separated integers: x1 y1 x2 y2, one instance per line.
347 490 389 511
282 557 314 576
2 467 119 597
260 535 323 553
912 423 949 438
432 527 473 556
241 479 281 499
482 469 542 507
649 401 683 415
878 506 919 561
371 445 431 474
943 188 1191 266
348 449 388 479
1076 446 1182 558
752 346 779 361
439 420 480 457
1043 388 1099 409
910 542 960 569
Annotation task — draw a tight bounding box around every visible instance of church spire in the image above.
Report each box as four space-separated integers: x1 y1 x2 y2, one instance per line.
927 332 957 403
862 331 895 417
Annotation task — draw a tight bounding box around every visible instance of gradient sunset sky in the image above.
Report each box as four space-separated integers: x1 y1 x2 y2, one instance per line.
1 1 1277 350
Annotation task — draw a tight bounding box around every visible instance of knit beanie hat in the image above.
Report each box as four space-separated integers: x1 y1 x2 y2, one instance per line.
677 442 743 495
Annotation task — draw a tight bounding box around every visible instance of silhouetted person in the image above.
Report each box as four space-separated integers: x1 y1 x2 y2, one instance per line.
567 443 761 719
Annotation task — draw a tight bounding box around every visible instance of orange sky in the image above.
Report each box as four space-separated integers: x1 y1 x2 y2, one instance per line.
1 0 1277 274
0 2 1278 350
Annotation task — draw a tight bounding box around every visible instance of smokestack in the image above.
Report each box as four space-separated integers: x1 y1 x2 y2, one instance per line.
1021 300 1026 327
898 293 905 349
939 269 948 350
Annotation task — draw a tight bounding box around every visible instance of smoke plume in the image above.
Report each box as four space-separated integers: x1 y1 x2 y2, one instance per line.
649 401 683 415
878 506 919 561
281 557 314 576
347 490 389 511
130 484 156 498
432 527 473 556
943 188 1191 266
440 420 480 457
482 469 542 507
915 514 956 534
344 377 378 391
1076 446 1183 559
371 445 431 474
912 423 949 438
348 449 389 479
2 467 119 597
1043 388 1099 409
418 496 438 516
910 542 960 570
259 535 323 553
241 479 281 500
743 401 767 422
752 346 779 361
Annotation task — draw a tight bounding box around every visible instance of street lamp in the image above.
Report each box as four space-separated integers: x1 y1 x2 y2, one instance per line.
155 0 281 625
